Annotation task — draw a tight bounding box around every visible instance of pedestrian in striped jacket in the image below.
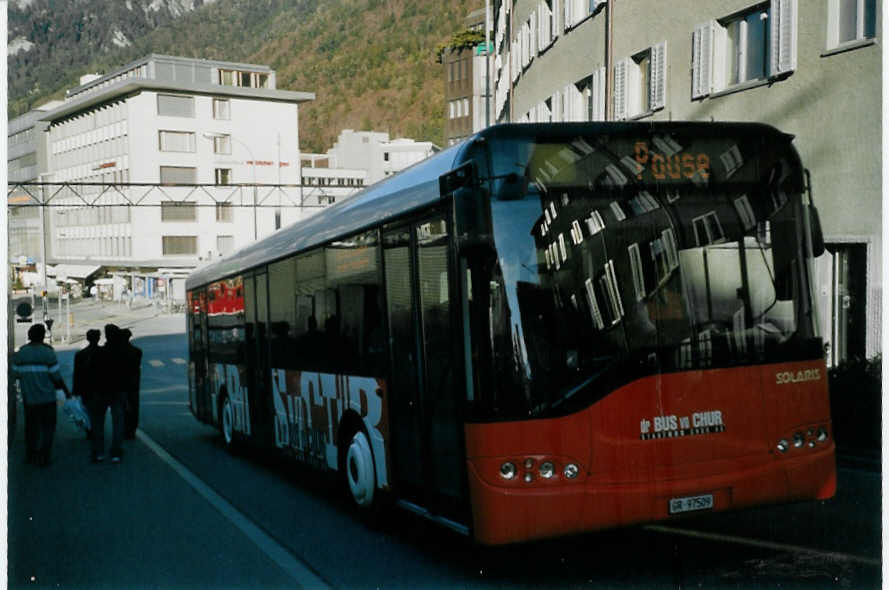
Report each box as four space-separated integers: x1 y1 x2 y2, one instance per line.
12 323 71 467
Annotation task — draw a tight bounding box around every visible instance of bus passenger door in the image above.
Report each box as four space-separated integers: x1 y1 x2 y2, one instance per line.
383 227 424 500
246 271 273 444
383 215 468 524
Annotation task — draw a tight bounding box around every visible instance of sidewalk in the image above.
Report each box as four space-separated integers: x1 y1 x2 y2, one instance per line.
7 299 299 589
7 402 297 589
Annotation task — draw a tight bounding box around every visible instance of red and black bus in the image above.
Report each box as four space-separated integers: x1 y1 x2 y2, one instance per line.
186 122 835 545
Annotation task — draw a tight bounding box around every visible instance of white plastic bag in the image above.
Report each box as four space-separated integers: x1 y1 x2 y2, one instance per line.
63 396 91 432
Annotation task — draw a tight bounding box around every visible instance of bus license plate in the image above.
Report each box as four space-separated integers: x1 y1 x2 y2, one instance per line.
669 494 714 514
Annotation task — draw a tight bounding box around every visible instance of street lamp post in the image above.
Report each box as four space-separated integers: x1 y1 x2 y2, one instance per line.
205 133 258 240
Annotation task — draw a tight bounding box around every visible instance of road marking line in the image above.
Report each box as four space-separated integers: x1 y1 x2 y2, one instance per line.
644 524 879 567
149 360 164 367
171 358 186 365
137 430 331 588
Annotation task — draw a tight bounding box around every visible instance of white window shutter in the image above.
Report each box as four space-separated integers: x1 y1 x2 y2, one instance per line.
692 21 714 99
551 90 562 122
564 0 572 31
536 7 543 53
613 58 628 121
552 0 560 39
529 12 537 59
650 41 667 110
770 0 798 76
591 66 606 121
565 82 583 121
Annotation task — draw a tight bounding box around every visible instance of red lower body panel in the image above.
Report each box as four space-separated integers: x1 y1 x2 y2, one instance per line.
468 445 835 545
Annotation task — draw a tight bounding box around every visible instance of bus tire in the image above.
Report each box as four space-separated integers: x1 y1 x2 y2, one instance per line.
345 430 376 509
220 394 235 451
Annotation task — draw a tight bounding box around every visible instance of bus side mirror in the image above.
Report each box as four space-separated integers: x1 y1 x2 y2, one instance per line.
440 161 476 197
808 205 825 257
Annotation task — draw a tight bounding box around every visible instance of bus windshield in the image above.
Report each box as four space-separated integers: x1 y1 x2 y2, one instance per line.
466 128 821 420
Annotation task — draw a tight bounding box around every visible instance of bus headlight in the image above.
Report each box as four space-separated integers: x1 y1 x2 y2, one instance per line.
539 461 555 479
776 440 789 453
793 432 805 448
817 427 828 442
500 462 516 480
563 463 579 479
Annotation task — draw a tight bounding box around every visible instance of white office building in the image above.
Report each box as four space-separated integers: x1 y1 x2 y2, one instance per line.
28 54 314 284
298 129 440 206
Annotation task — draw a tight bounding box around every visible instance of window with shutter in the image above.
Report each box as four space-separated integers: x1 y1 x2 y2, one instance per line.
694 2 794 98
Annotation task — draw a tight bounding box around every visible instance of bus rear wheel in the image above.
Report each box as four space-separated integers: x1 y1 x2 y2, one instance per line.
345 430 376 509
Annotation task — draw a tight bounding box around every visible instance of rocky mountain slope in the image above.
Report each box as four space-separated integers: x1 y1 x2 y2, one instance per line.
8 0 477 151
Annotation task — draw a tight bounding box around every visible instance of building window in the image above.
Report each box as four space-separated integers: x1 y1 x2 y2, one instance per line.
216 235 235 256
162 236 198 255
564 0 604 31
693 0 797 99
218 69 269 88
215 168 232 185
724 7 770 86
158 130 196 152
216 202 234 221
537 0 556 52
827 0 877 49
213 98 231 120
161 201 197 222
157 94 195 118
614 42 667 120
160 166 197 184
212 134 231 155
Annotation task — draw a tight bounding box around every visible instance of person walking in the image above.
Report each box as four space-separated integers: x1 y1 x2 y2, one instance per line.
73 329 102 440
121 328 143 439
89 324 128 463
12 323 71 467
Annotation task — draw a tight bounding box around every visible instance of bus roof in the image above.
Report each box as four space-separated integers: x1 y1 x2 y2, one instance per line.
186 121 794 291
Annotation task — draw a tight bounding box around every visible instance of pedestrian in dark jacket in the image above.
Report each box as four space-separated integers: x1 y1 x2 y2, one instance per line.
121 328 143 439
88 324 128 463
12 323 71 467
73 329 101 439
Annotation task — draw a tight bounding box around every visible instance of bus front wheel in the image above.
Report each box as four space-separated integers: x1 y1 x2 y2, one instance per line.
345 430 376 508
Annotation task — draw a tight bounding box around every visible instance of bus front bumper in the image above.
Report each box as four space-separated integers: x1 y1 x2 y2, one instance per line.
466 446 836 545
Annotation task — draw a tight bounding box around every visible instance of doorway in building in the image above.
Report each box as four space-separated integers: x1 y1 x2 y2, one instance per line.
814 244 867 367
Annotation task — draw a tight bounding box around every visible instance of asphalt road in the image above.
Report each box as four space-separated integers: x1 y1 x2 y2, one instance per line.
9 301 882 588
